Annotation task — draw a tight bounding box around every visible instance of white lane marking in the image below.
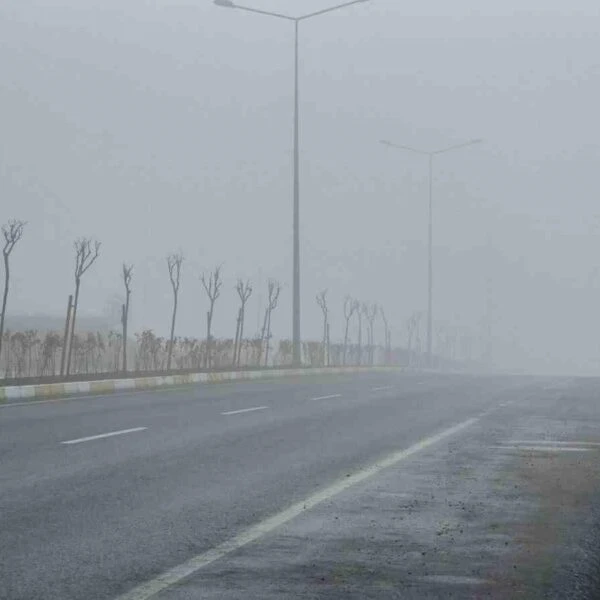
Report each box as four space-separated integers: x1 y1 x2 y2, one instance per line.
115 416 479 600
372 386 394 392
492 445 591 452
221 406 268 416
310 394 342 401
61 427 147 445
478 405 504 418
418 575 489 586
508 440 600 446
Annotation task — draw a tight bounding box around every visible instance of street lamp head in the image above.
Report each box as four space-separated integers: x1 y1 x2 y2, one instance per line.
214 0 235 7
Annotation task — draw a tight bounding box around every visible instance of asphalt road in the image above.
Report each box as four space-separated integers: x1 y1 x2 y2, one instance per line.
2 371 600 599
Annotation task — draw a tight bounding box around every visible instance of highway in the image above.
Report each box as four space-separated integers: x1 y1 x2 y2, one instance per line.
2 371 600 599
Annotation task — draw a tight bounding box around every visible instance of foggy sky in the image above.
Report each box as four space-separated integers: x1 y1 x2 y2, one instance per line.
2 0 600 374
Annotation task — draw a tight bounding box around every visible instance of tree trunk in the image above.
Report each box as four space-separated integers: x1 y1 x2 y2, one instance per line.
167 292 178 371
343 319 349 366
238 307 245 367
0 252 10 366
265 309 272 367
357 314 362 366
233 308 241 368
205 308 213 370
122 291 130 373
60 295 73 376
258 308 268 367
321 317 327 367
66 280 81 376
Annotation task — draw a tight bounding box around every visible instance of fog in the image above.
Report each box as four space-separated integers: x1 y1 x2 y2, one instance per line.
1 0 599 375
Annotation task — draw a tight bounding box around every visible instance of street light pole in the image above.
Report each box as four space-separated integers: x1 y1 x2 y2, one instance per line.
214 0 370 367
292 19 300 365
380 138 482 367
427 153 433 368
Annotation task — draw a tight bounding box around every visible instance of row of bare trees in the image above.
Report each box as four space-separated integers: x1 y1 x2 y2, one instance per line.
0 217 396 380
0 218 418 381
160 254 284 374
338 295 386 367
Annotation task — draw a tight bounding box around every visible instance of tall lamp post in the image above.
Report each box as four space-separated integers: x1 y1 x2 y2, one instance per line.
215 0 371 366
380 138 482 367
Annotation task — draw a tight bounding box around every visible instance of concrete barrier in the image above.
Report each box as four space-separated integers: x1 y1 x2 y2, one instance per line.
0 366 407 404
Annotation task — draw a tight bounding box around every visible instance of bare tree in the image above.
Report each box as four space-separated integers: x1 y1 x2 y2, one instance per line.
66 238 100 376
379 306 391 365
122 263 133 373
233 279 252 367
406 311 421 367
259 279 281 366
342 296 358 366
357 302 366 366
201 265 223 369
366 304 378 365
166 253 183 371
316 289 329 366
0 220 26 366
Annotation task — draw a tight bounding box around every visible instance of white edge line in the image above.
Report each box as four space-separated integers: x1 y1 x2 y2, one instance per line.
507 441 600 446
491 445 591 452
115 416 479 600
61 427 148 445
221 406 268 416
372 386 394 392
310 394 342 401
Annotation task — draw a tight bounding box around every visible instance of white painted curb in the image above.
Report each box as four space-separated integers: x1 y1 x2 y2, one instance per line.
0 366 409 403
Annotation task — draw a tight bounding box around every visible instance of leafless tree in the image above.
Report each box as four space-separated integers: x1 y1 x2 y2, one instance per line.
342 296 358 366
201 265 223 369
316 289 329 366
0 220 25 366
233 279 252 367
379 306 391 365
66 238 100 376
122 263 133 373
357 302 367 366
365 304 378 365
259 279 281 366
406 311 421 367
166 253 183 371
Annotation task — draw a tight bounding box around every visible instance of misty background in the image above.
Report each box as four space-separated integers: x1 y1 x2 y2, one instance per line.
1 0 599 375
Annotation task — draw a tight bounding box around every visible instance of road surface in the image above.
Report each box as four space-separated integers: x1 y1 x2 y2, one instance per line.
2 371 600 599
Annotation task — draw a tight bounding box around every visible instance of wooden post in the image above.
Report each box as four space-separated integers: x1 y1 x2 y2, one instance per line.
60 295 73 377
